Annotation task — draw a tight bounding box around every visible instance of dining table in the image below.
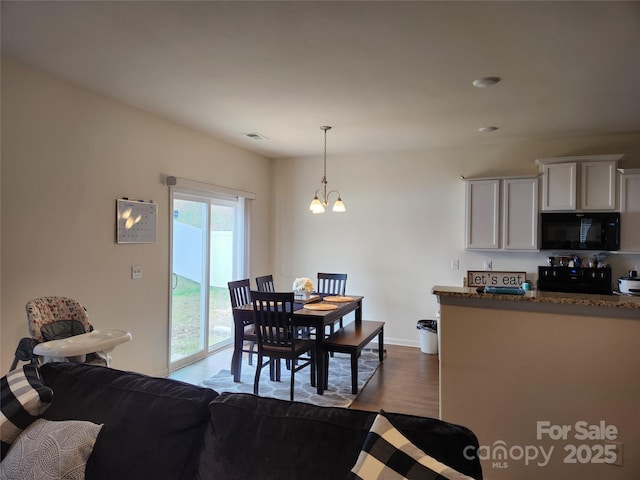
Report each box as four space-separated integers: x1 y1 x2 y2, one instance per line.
232 294 363 394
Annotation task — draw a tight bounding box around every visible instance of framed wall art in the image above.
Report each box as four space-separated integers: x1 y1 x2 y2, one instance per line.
116 198 157 244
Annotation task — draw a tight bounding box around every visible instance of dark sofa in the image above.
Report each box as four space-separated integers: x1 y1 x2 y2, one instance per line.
38 362 482 479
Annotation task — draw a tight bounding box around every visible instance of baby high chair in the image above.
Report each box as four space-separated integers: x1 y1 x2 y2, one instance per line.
9 296 131 370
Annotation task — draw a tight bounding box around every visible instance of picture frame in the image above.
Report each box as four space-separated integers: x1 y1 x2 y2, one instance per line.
116 199 157 244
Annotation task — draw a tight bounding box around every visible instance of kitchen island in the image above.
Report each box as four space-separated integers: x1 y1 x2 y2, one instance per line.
434 285 640 315
433 286 639 480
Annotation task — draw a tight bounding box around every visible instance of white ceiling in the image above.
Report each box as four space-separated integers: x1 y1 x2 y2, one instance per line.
2 1 640 159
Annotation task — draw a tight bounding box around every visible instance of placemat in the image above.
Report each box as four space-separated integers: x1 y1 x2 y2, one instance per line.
303 303 338 311
323 296 354 302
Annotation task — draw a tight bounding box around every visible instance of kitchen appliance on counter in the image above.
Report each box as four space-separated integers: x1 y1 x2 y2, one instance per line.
618 271 640 296
537 266 612 295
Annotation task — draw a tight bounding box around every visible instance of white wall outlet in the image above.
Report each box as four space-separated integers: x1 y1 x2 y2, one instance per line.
606 441 624 466
451 259 459 270
131 265 143 279
483 260 493 271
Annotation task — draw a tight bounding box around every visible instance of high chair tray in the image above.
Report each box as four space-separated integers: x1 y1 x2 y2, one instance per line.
33 329 132 357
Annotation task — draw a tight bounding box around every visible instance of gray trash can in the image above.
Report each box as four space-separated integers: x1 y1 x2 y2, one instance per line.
417 319 438 354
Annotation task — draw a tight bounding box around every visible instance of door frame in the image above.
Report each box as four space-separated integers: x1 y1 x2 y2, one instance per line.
167 176 254 372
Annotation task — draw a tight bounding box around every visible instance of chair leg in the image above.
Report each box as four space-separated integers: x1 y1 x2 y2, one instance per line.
269 359 280 381
310 350 316 388
248 341 255 365
324 351 330 389
327 325 335 357
290 363 295 402
232 346 242 382
254 355 263 395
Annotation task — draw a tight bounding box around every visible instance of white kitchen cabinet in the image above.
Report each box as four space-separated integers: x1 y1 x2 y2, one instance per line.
580 160 617 210
465 179 500 249
619 169 640 252
465 176 538 251
541 162 577 210
538 155 622 211
503 177 539 250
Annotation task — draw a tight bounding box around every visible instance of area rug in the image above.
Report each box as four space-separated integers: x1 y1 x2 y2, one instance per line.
202 350 380 408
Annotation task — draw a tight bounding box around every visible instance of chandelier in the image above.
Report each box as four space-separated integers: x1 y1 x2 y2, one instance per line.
309 126 346 214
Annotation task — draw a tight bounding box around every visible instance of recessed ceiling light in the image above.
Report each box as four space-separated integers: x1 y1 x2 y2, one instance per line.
472 77 501 88
478 126 499 133
245 132 268 140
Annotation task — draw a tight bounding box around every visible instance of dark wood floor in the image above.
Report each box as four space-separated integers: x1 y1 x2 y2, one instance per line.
350 344 439 419
170 343 439 419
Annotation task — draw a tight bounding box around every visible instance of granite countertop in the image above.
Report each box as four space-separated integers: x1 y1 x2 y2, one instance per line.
432 285 640 310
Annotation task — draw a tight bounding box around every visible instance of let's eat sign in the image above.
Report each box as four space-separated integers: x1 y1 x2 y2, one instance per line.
467 271 527 287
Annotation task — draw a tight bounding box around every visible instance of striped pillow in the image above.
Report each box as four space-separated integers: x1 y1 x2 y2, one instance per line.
0 365 54 459
347 413 476 480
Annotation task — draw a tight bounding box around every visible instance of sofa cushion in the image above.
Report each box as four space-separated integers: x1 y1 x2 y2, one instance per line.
1 365 54 459
346 412 476 479
198 393 482 480
0 418 102 480
39 363 218 480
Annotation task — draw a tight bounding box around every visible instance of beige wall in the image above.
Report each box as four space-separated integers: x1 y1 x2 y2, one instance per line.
273 138 640 347
1 58 273 375
2 54 640 380
439 301 639 480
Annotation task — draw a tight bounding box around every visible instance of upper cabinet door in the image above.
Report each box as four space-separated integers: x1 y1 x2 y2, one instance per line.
503 178 539 250
537 154 623 211
541 162 577 211
465 179 500 249
580 160 617 210
620 171 640 252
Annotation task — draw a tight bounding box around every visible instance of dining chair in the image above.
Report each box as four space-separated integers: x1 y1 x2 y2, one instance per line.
250 290 316 401
255 274 275 292
257 274 312 344
317 273 348 297
228 279 257 375
317 272 348 333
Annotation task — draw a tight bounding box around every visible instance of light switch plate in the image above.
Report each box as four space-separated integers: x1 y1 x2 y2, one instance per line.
131 265 143 279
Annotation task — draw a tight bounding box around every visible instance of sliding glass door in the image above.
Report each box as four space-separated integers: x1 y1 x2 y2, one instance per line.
170 190 247 370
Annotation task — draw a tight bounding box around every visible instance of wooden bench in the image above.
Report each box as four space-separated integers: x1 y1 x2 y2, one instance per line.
323 320 384 394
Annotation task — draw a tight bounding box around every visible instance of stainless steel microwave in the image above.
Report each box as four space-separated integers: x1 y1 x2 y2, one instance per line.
540 212 620 251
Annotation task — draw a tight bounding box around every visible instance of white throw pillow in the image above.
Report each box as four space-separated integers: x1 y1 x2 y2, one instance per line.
0 418 102 480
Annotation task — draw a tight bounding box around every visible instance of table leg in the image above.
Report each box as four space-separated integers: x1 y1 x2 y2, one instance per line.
232 318 243 382
315 334 325 395
355 300 362 324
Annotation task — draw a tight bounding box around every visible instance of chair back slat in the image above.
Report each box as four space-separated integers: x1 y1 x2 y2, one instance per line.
228 279 251 308
317 273 347 295
251 291 295 351
255 274 275 292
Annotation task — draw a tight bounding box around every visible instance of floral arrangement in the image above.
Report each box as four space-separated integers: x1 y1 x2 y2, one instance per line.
292 277 314 292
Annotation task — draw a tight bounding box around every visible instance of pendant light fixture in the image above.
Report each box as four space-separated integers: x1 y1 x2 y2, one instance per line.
309 126 346 214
